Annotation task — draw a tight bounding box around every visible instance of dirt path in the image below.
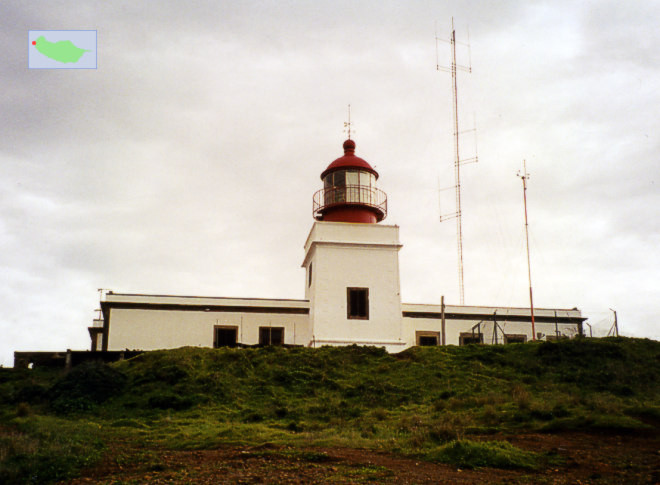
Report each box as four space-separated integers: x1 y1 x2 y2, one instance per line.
64 432 659 484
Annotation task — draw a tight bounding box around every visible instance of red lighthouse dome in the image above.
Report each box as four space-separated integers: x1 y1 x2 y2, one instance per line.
313 139 387 223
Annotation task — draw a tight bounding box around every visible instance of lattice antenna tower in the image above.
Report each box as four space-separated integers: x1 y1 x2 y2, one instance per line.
436 18 478 305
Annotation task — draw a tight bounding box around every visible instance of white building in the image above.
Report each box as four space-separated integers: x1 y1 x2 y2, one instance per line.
88 139 584 352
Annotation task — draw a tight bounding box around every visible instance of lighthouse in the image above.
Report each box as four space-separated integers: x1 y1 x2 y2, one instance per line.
66 134 586 363
313 139 387 224
303 139 405 351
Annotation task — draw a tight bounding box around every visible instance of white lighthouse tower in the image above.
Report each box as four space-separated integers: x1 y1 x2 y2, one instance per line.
302 139 405 351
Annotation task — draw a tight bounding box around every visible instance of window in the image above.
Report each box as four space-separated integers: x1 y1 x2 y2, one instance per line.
259 327 284 345
347 287 369 319
359 171 373 203
346 171 359 202
214 326 238 348
308 263 313 287
459 332 483 345
504 334 527 344
333 171 346 203
419 336 438 346
333 171 345 187
359 171 371 187
416 331 440 346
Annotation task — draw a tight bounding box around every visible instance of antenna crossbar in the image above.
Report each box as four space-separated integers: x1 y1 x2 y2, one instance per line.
436 65 471 73
439 213 459 222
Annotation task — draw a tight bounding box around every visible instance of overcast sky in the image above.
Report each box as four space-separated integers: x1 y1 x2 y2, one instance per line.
1 1 658 366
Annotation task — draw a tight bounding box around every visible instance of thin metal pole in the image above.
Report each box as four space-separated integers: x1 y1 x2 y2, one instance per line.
609 308 619 337
441 295 446 345
519 160 536 340
614 310 618 336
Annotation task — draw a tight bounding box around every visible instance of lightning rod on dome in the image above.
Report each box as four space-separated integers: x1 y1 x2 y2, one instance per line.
343 104 353 140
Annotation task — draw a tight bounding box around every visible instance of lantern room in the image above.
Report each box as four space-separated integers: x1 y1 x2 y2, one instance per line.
313 139 387 223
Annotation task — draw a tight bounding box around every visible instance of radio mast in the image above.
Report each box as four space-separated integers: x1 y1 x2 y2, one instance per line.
517 160 536 340
437 19 477 305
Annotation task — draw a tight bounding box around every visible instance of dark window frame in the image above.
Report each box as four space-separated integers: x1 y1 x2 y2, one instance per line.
259 326 284 346
503 333 527 344
213 325 239 348
347 287 369 320
416 331 440 346
332 171 346 187
459 332 483 345
308 262 313 287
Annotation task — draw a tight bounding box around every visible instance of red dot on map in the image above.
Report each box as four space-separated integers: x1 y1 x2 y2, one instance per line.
32 41 36 45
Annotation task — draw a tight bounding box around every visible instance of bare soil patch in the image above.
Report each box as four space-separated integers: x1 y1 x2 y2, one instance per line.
63 431 659 484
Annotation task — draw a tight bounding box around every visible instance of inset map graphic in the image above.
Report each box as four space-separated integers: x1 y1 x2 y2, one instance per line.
29 30 97 69
33 36 89 63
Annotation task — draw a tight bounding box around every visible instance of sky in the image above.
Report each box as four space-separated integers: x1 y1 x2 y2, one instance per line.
1 0 658 366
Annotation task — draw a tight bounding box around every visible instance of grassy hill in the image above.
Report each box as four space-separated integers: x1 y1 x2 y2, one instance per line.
0 337 658 483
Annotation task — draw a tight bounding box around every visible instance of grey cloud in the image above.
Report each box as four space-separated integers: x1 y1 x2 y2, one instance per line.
1 0 658 366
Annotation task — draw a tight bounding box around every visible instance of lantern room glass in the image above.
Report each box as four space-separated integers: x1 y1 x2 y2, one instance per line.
322 170 377 206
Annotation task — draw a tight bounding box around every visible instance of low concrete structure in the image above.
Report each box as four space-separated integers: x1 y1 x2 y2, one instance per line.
13 350 145 369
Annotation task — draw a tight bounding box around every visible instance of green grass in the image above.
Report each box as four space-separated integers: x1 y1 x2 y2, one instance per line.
539 414 652 433
0 337 658 483
0 416 104 484
424 439 548 469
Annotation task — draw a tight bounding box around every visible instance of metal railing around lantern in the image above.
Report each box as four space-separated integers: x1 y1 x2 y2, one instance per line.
313 185 387 220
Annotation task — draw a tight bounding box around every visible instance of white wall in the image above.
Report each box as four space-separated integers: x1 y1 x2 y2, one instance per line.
107 309 310 350
303 222 405 349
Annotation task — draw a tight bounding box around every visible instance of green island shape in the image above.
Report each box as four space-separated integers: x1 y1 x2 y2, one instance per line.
34 35 90 63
